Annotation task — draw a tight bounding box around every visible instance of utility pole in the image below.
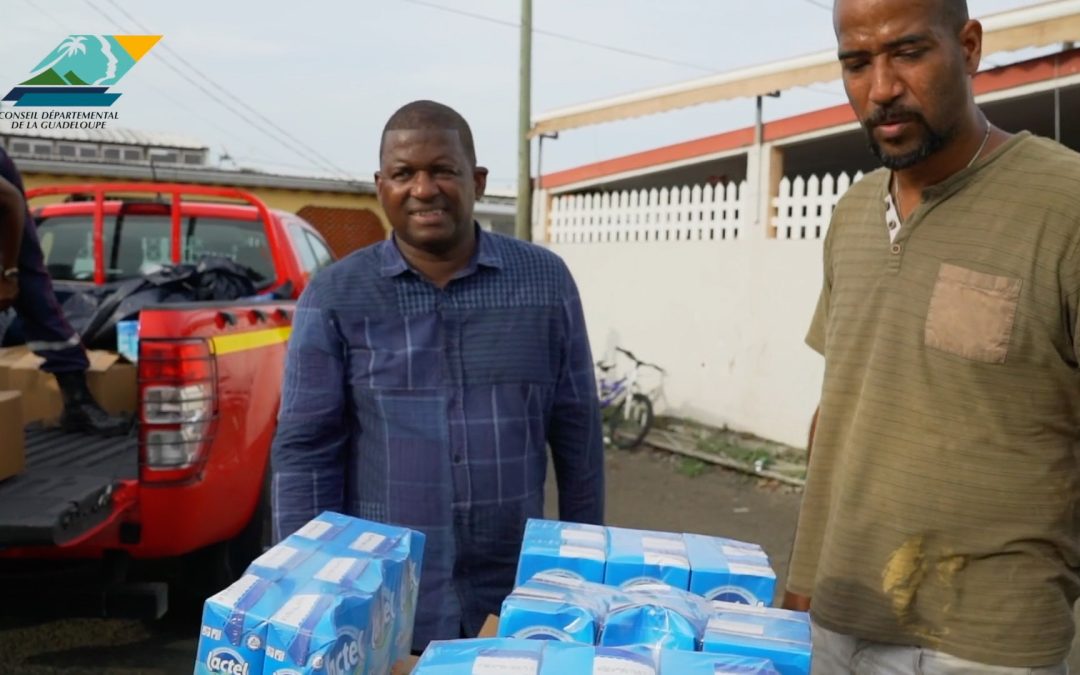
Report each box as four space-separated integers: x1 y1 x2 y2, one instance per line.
516 0 533 241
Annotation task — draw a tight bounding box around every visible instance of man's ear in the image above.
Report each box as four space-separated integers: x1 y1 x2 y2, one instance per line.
473 166 489 200
374 171 385 207
959 19 983 76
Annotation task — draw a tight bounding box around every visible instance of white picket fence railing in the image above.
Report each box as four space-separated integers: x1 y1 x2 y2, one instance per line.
771 171 864 241
546 171 868 244
548 182 746 244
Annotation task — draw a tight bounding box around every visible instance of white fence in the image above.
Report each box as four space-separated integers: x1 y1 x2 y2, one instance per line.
542 170 869 447
548 182 746 244
772 172 864 241
546 171 864 244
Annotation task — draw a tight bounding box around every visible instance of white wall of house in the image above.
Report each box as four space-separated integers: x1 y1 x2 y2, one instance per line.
553 236 825 448
541 168 860 448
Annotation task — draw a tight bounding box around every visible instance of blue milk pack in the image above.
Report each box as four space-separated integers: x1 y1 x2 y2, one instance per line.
197 537 325 675
498 574 617 643
660 650 781 675
515 519 608 586
116 319 139 363
702 603 812 675
598 582 711 651
538 644 658 675
684 534 776 605
413 638 549 674
335 516 426 660
196 573 293 675
289 511 358 545
604 527 691 590
262 587 381 675
246 535 325 582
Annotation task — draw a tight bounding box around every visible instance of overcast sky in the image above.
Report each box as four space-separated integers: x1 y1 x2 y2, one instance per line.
0 0 1048 190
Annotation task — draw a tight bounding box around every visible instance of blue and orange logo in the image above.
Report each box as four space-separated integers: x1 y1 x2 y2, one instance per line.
3 35 161 107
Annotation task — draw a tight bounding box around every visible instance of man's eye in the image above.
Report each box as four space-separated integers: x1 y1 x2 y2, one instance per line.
393 170 413 180
896 49 926 61
842 60 868 74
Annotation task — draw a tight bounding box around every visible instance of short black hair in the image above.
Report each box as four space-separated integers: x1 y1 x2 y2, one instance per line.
939 0 969 32
379 100 477 167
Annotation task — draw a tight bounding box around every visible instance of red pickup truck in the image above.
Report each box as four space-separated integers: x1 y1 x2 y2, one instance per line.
0 182 338 617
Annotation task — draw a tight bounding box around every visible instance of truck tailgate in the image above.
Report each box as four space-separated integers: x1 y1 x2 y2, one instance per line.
0 427 136 547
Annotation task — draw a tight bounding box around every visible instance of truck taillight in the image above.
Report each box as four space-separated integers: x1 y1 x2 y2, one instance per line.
138 339 218 482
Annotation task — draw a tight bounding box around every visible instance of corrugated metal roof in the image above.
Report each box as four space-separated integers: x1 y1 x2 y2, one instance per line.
12 156 375 193
1 125 207 150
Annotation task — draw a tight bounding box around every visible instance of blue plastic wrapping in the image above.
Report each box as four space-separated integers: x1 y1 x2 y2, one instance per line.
683 534 776 605
598 582 712 651
661 649 781 674
516 518 608 586
702 602 812 675
604 527 691 591
499 573 623 643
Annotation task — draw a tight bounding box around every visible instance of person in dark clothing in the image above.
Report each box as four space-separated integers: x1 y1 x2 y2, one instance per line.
0 147 128 436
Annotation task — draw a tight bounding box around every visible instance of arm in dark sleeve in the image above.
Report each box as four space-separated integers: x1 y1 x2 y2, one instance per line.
271 281 350 541
0 175 24 272
547 268 605 525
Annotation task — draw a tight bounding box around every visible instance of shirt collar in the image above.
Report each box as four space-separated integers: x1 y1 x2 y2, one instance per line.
379 223 504 279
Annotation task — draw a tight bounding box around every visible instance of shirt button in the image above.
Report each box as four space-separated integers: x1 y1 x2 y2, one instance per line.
453 454 463 464
888 222 897 230
891 244 902 255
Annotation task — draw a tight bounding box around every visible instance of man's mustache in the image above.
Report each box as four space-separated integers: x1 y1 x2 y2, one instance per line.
865 106 927 128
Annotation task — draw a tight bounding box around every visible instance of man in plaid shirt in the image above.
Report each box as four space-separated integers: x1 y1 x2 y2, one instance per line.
271 100 605 650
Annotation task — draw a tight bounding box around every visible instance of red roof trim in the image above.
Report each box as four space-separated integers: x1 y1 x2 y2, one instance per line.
541 47 1080 190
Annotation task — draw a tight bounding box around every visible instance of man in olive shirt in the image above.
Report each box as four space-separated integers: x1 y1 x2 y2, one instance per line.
786 0 1080 672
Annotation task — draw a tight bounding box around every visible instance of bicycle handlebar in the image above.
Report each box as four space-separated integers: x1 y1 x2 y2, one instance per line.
615 347 666 374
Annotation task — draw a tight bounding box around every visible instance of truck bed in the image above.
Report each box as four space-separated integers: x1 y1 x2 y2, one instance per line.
0 426 136 547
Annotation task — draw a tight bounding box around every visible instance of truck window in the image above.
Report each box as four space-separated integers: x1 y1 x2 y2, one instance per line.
288 223 319 275
35 215 275 283
304 230 334 269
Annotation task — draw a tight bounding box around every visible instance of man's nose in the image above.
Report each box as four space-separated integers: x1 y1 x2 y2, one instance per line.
410 171 438 199
868 57 904 107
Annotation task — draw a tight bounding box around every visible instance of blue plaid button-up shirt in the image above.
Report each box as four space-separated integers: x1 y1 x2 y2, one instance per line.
271 227 605 649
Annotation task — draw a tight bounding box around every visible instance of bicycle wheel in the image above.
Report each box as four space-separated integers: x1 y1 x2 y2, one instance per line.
608 393 654 449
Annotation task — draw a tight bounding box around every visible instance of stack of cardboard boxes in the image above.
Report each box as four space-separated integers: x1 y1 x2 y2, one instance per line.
0 345 137 483
0 389 23 482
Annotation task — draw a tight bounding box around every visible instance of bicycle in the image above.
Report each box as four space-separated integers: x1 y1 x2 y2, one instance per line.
596 346 666 449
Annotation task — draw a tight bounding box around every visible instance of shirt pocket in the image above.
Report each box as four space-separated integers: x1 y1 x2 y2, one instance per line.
924 263 1023 364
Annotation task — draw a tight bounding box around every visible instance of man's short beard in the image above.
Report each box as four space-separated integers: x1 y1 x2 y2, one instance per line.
864 116 955 170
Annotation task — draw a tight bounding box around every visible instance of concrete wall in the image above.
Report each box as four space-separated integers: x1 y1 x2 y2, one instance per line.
550 236 825 448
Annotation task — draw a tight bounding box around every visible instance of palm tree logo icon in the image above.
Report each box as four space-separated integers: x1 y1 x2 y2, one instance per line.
3 34 161 106
33 36 89 77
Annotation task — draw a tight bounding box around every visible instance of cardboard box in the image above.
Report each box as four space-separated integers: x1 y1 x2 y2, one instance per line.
0 346 136 424
0 390 25 482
